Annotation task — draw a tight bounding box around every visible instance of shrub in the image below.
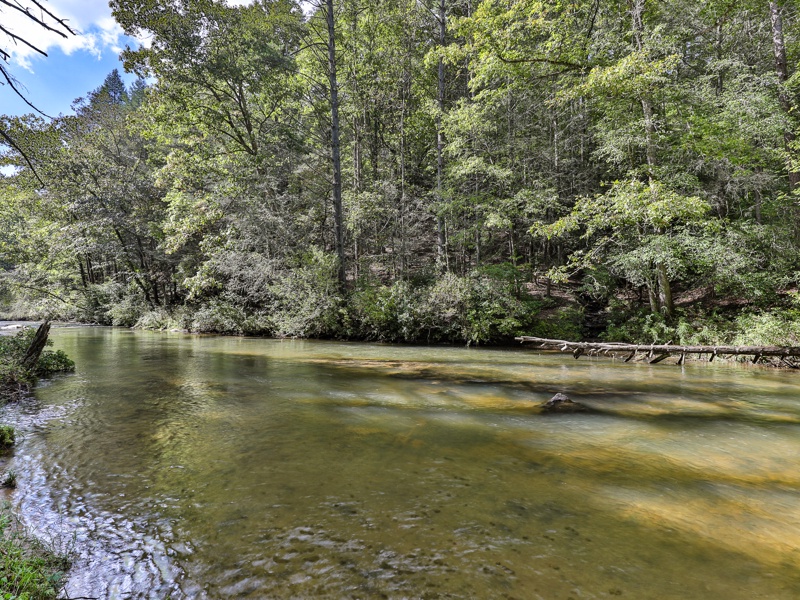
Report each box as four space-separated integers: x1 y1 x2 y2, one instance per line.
191 300 250 335
346 280 419 342
107 293 149 327
0 327 75 403
0 426 14 450
603 309 677 344
2 470 17 489
135 308 178 331
345 271 544 345
268 249 343 338
527 306 585 341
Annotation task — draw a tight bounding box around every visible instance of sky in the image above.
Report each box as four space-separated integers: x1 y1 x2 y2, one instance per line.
1 0 251 119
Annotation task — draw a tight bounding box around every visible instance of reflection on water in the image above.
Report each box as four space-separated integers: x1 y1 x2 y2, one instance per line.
2 327 800 598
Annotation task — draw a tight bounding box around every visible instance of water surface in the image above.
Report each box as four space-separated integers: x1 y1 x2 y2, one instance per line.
3 327 800 598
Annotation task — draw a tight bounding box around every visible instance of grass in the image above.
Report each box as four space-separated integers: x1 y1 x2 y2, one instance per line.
0 503 71 599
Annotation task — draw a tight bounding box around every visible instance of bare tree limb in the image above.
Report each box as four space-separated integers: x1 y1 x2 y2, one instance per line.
0 0 76 38
0 127 45 185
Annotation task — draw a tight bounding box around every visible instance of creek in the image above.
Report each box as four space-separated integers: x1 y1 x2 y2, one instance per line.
2 326 800 599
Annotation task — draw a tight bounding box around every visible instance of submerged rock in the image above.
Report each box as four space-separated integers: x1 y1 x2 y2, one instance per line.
539 393 589 414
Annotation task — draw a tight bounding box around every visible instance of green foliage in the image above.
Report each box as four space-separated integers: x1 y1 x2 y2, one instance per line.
1 470 17 489
105 293 148 328
526 306 585 342
0 329 74 402
190 300 251 335
0 426 14 451
603 307 678 344
267 249 343 339
601 291 800 348
346 280 419 342
346 271 544 345
33 350 73 377
0 503 71 599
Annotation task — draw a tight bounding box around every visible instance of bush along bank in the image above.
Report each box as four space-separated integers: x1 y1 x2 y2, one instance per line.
6 269 585 346
0 325 74 402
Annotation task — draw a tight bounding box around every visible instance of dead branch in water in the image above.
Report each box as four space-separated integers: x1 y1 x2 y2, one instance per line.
515 336 800 367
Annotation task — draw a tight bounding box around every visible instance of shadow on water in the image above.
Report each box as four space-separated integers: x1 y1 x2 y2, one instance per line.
293 355 800 429
2 328 800 599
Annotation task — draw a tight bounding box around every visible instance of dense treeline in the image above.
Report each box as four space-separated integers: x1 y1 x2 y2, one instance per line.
2 0 800 346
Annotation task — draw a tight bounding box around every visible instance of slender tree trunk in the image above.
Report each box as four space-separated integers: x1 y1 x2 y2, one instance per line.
769 1 799 189
647 282 659 314
631 0 673 319
656 263 674 318
641 98 657 175
400 105 408 275
326 0 346 286
436 0 447 269
631 0 657 179
78 260 87 288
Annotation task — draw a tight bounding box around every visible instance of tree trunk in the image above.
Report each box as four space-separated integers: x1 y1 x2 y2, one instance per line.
326 0 346 286
436 0 447 269
656 262 674 319
21 321 51 372
647 281 659 314
631 0 657 178
769 1 799 189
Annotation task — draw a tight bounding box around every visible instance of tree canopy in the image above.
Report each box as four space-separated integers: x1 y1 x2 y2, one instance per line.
2 0 800 346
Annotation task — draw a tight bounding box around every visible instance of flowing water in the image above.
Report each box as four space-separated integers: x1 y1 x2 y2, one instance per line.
2 326 800 599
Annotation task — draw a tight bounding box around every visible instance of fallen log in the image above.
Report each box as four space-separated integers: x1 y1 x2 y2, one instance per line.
515 336 800 365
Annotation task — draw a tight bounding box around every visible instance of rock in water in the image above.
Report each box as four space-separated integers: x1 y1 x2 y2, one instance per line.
540 393 589 413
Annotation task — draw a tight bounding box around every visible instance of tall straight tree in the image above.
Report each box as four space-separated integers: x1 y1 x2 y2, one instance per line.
324 0 346 286
769 0 799 189
436 0 447 269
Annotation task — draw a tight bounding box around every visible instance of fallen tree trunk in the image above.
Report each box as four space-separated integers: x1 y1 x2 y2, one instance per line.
515 336 800 367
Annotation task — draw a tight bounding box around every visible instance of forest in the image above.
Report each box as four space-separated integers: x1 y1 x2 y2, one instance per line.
2 0 800 347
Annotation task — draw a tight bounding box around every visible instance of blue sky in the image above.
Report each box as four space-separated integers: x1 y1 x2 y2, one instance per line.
1 0 140 118
1 0 251 119
3 46 138 118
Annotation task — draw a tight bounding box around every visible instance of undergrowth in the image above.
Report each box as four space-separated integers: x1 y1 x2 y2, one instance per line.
0 503 71 599
602 293 800 347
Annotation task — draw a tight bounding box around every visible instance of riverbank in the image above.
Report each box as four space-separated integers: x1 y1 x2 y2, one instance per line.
0 501 71 599
5 276 800 351
5 301 800 371
0 326 75 598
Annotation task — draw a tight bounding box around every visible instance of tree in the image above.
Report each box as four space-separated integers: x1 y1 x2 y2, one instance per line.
3 73 174 313
112 0 313 303
322 0 346 286
534 179 710 317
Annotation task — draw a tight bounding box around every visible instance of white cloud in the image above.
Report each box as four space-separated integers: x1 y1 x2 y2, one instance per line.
1 0 126 70
1 0 306 73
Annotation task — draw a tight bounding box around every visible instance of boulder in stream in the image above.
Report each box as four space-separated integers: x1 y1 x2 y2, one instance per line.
539 393 590 414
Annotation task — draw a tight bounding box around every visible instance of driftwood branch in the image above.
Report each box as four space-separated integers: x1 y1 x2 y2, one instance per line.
515 336 800 367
